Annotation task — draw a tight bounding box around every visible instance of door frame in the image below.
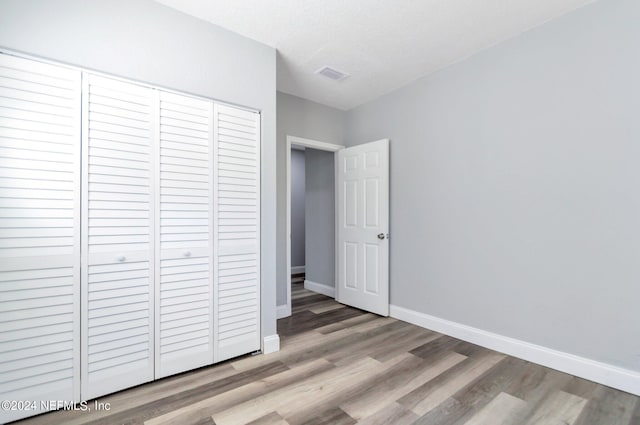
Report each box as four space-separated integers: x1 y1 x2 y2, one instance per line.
283 135 344 318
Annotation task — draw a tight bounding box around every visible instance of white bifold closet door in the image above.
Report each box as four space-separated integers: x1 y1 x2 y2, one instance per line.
81 74 155 400
156 91 213 377
0 54 81 423
213 104 261 361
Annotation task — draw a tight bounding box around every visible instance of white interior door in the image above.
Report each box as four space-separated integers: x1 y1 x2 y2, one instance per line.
337 139 389 316
213 104 261 362
0 53 81 423
156 91 213 377
81 73 155 400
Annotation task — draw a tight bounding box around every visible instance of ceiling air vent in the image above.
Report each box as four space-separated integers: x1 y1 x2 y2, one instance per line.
315 66 350 81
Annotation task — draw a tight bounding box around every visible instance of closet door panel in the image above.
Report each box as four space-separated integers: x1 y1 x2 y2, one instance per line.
156 91 213 378
82 74 155 400
0 53 81 423
213 104 260 362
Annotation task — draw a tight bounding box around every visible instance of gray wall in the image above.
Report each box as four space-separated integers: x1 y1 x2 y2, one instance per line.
276 92 345 306
0 0 278 338
290 149 306 268
305 149 335 289
346 0 640 372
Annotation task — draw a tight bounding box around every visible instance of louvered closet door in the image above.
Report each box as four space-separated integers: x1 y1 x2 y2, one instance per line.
81 74 155 400
213 104 260 362
0 54 81 423
156 91 213 377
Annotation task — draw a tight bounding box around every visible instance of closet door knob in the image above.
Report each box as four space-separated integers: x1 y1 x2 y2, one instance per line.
183 251 192 257
117 255 126 262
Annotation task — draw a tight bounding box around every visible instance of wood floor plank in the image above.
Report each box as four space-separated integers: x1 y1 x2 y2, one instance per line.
573 385 638 425
510 367 575 422
308 302 346 314
290 407 355 425
278 305 364 337
357 402 418 425
412 355 532 425
84 361 290 425
370 330 441 363
347 315 397 333
189 416 215 425
398 350 506 416
563 376 599 400
463 392 526 425
411 396 466 425
231 315 396 373
281 321 409 368
291 291 315 300
314 312 377 334
246 412 289 425
327 321 426 366
282 353 418 425
211 356 383 425
630 399 640 425
291 293 328 307
410 335 463 359
146 359 334 425
523 390 587 425
18 363 243 425
341 351 467 420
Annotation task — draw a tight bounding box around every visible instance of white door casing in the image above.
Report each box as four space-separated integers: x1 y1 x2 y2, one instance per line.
337 139 389 316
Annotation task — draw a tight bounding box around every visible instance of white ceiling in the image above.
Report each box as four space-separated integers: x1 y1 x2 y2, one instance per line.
156 0 595 110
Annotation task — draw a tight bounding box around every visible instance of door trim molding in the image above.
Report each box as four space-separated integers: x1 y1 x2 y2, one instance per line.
291 265 306 274
390 304 640 397
304 280 336 298
276 304 290 319
285 135 344 319
262 334 280 354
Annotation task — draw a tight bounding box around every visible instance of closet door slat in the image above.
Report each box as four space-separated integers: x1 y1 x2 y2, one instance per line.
156 91 213 377
81 73 155 400
213 104 260 362
0 53 81 424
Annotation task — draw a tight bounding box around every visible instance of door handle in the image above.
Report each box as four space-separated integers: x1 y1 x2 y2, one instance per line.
377 233 385 240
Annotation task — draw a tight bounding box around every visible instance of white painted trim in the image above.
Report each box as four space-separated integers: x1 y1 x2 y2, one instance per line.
288 135 344 152
286 135 344 321
291 265 306 274
390 305 640 396
263 334 280 354
276 304 291 319
304 280 336 298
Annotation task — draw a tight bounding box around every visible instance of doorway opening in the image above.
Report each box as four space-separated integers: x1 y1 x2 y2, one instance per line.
284 136 344 318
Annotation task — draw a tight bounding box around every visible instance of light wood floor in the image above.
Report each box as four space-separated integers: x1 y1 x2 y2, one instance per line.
15 282 640 425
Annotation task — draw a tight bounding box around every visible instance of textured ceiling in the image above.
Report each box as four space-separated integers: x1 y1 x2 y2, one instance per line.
155 0 595 110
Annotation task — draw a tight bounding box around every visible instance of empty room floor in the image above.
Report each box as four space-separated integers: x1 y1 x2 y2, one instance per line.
14 285 640 425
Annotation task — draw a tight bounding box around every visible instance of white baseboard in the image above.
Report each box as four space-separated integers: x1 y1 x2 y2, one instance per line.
263 334 280 354
304 279 335 298
291 265 306 274
390 305 640 396
276 304 291 319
